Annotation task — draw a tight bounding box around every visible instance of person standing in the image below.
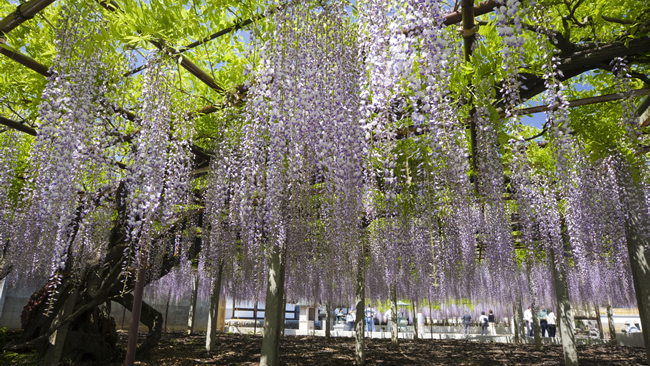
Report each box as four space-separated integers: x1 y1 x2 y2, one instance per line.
547 309 556 337
539 306 548 337
488 309 496 335
384 309 392 332
365 304 375 332
462 311 472 336
346 311 355 332
524 306 533 337
479 311 489 336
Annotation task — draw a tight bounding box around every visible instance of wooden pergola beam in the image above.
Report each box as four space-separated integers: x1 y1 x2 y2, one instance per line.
0 49 213 162
444 0 496 26
0 115 37 135
0 41 49 76
512 88 650 120
96 2 225 94
0 0 55 34
178 1 297 54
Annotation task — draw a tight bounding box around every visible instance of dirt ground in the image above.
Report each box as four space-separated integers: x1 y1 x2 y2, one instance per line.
98 331 648 366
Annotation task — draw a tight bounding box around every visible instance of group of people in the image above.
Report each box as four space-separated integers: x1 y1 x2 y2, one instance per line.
344 305 377 332
524 306 557 337
461 310 497 336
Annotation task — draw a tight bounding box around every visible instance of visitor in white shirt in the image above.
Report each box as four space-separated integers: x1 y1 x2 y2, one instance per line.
523 306 533 337
546 309 557 337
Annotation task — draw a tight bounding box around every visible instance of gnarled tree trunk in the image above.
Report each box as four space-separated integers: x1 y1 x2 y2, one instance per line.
607 303 617 345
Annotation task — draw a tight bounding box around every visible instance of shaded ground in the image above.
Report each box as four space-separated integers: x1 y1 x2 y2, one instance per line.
1 328 646 365
97 331 647 366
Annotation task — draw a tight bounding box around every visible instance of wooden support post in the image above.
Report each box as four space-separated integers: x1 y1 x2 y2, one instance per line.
124 263 147 366
461 0 480 195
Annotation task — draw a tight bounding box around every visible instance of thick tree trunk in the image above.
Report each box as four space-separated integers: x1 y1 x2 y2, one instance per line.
551 246 579 366
429 299 433 338
113 293 164 359
280 294 286 338
412 300 418 340
260 245 286 366
390 284 398 347
15 184 200 363
254 302 259 335
40 288 78 366
607 303 617 345
164 289 171 333
206 262 224 352
187 269 199 335
532 302 542 350
594 303 604 339
325 302 331 338
526 261 543 351
354 252 365 366
621 192 650 363
516 300 526 343
512 302 520 344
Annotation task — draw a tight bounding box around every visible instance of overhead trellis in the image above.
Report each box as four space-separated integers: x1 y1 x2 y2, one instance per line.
1 1 650 366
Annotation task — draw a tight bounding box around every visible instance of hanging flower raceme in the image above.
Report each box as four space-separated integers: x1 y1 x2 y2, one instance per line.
124 51 194 285
232 1 367 304
9 3 123 303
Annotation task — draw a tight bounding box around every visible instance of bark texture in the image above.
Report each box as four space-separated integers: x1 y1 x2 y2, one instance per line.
551 246 579 366
206 262 224 351
607 303 617 345
354 252 365 366
187 269 199 335
260 245 286 366
390 284 398 347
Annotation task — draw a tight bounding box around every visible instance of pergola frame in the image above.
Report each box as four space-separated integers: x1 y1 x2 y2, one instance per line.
1 1 650 366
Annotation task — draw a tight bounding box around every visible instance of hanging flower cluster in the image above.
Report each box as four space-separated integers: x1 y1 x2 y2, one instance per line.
124 51 194 284
8 3 122 296
1 0 646 327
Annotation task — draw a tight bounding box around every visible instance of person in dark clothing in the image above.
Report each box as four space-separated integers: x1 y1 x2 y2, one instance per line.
488 309 496 335
539 307 548 337
462 311 472 336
